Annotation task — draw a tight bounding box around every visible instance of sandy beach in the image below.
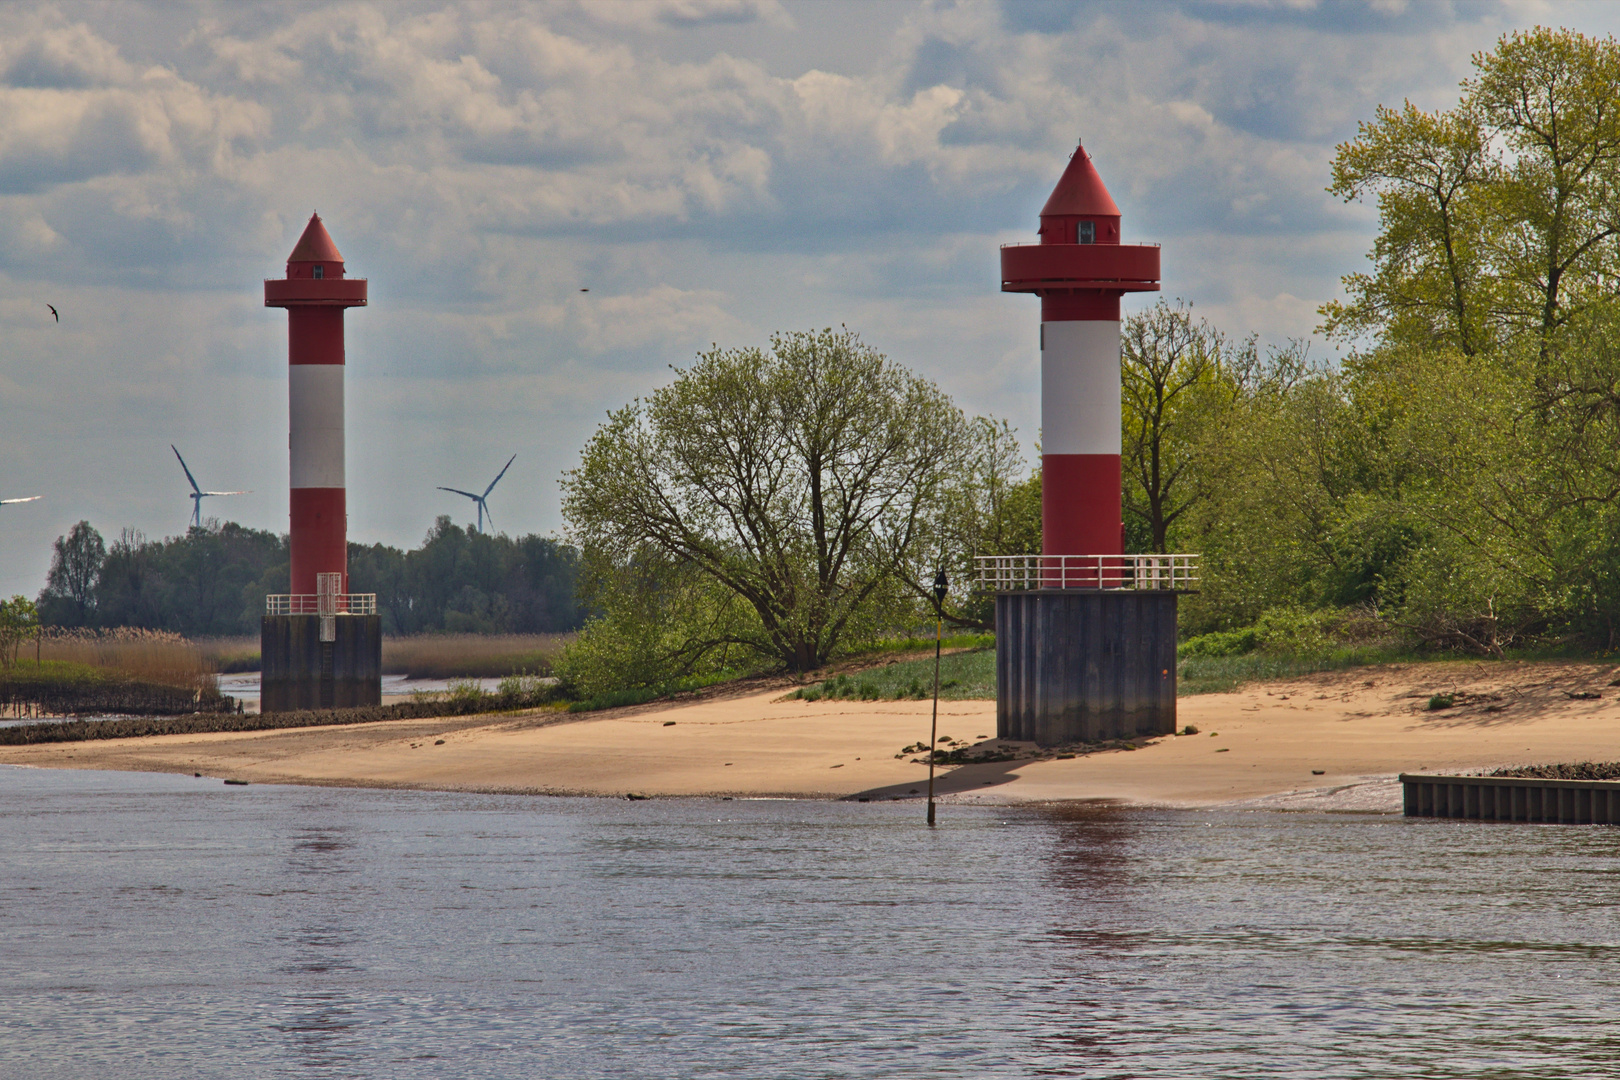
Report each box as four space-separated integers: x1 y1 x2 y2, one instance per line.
7 660 1620 809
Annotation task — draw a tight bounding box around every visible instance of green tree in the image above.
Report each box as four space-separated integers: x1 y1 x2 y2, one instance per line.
1325 27 1620 352
1120 300 1258 553
562 327 968 672
39 520 105 626
0 596 40 668
908 415 1040 629
1471 28 1620 339
1322 102 1494 354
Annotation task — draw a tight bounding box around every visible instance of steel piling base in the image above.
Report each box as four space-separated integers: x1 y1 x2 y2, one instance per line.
261 614 382 713
1401 774 1620 824
995 590 1178 745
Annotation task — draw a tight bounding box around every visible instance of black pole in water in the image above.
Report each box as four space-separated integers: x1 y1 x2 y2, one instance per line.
927 569 948 827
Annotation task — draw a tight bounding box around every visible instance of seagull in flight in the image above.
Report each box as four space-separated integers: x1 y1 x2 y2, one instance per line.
47 304 57 322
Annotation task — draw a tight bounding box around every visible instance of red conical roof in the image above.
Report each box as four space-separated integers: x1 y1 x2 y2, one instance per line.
1040 144 1121 218
287 213 344 262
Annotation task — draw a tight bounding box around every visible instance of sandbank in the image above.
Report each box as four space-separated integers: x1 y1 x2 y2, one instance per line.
7 660 1620 809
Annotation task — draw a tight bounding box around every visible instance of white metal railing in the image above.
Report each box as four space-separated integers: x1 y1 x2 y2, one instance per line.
975 554 1199 592
265 593 378 616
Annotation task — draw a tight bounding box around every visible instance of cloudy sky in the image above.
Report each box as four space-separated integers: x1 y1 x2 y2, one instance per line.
1 0 1612 595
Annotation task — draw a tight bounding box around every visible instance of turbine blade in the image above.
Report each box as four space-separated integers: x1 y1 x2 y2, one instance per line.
172 445 202 494
483 454 516 498
438 487 480 500
200 491 249 496
0 496 42 505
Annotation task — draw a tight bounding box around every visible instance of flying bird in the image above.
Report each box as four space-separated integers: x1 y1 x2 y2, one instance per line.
47 304 57 322
579 288 589 292
438 454 516 535
1 495 42 506
172 445 249 529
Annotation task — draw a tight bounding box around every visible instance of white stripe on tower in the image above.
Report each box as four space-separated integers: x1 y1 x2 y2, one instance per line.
1041 320 1121 456
289 366 345 489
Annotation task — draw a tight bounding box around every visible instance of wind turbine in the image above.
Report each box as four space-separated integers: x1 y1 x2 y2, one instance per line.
438 454 516 535
172 445 248 529
1 495 41 507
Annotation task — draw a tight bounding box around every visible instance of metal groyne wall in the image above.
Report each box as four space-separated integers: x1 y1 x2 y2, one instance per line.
1401 774 1620 824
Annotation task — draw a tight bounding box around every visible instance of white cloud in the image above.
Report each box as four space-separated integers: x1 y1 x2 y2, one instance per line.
0 0 1607 592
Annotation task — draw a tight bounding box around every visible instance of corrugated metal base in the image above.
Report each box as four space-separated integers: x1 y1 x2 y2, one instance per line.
996 590 1177 745
261 614 382 713
1401 774 1620 824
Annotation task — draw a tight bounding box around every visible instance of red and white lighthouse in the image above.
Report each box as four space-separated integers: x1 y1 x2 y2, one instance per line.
264 214 367 596
1000 144 1159 563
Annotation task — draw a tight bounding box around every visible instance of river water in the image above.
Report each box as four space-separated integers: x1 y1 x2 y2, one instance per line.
3 765 1618 1078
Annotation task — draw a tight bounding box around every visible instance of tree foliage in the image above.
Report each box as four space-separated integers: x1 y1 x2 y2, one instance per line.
350 517 580 636
41 520 106 625
1120 301 1262 553
0 596 40 668
1324 27 1620 352
1145 27 1620 656
36 518 581 637
562 327 1007 674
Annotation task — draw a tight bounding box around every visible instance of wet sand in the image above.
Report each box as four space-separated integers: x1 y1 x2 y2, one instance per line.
7 660 1620 808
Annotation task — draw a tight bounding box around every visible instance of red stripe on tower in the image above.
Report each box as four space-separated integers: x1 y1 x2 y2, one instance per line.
1000 144 1159 562
265 214 367 596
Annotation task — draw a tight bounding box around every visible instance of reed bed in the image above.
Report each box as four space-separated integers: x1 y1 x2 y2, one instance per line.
36 628 217 691
383 634 573 679
196 636 260 674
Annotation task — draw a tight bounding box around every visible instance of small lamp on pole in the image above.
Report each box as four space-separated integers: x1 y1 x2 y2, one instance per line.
927 569 948 826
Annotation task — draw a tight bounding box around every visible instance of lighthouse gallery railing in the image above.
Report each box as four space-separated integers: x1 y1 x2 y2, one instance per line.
265 594 378 616
975 554 1198 592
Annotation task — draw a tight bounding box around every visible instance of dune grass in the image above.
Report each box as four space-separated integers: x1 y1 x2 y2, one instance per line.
1175 647 1407 696
788 648 997 702
383 633 573 679
781 644 1409 703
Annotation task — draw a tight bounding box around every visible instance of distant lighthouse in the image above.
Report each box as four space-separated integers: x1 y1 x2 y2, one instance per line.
261 215 380 713
264 214 367 595
999 143 1159 558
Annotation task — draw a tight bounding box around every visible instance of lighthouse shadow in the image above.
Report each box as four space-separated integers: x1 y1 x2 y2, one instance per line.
845 753 1031 802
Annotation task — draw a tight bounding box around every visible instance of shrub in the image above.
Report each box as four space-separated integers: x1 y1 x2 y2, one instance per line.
1178 627 1259 658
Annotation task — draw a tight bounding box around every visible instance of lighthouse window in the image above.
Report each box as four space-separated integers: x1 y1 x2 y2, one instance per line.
313 265 324 279
1078 221 1095 244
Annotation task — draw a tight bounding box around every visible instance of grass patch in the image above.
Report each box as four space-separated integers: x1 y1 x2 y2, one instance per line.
852 632 996 655
1175 648 1405 696
788 649 996 702
565 671 739 712
383 633 573 679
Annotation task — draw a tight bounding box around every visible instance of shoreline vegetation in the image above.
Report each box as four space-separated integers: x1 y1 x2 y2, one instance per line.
0 682 563 747
9 615 1618 724
2 629 230 720
9 658 1620 806
194 632 574 679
